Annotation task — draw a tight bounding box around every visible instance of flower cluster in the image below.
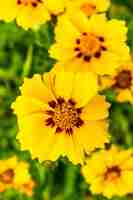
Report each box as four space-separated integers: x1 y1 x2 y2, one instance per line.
0 0 133 199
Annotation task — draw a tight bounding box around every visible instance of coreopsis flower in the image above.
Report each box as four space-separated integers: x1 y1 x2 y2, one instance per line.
100 62 133 104
12 71 110 164
82 146 133 198
0 156 35 196
0 0 65 29
49 14 130 75
66 0 110 17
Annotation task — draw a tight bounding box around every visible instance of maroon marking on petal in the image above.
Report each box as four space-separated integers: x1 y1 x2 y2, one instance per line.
94 51 101 58
32 2 38 7
66 128 73 135
84 55 91 62
76 118 84 128
74 47 80 51
48 101 56 109
101 46 107 51
83 32 87 35
45 118 55 127
77 52 83 58
56 127 63 133
76 108 82 114
98 36 104 42
17 0 21 4
76 39 80 44
68 99 76 106
57 97 65 105
46 110 55 116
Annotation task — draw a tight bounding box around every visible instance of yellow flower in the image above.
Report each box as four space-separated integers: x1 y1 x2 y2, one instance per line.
66 0 110 17
49 14 130 75
0 0 65 29
100 62 133 104
0 156 34 196
82 146 133 198
12 70 110 164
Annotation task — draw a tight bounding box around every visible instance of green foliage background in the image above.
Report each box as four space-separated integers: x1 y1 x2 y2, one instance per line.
0 0 133 200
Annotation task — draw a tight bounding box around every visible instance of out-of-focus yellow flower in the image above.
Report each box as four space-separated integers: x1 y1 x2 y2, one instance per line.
66 0 110 17
82 146 133 198
100 62 133 104
49 14 130 75
0 0 65 29
12 71 110 164
0 156 35 196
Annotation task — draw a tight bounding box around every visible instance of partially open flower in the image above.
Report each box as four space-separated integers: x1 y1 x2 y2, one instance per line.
100 62 133 104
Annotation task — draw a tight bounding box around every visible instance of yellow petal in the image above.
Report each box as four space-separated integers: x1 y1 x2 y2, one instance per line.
46 0 65 15
0 0 17 22
11 96 46 118
20 74 54 104
54 71 74 99
76 120 109 152
82 95 110 121
72 72 98 107
16 5 50 29
117 89 133 104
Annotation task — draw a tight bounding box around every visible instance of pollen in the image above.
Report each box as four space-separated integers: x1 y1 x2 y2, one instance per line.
75 33 107 62
46 97 84 135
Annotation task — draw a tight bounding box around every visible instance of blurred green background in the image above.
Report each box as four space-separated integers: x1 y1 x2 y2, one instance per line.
0 0 133 199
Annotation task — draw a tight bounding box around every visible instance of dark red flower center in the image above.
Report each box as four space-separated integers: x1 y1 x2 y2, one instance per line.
104 166 121 182
0 169 15 184
115 70 132 89
45 97 84 135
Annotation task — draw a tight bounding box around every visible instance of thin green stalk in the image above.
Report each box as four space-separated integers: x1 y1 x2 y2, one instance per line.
22 45 33 78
